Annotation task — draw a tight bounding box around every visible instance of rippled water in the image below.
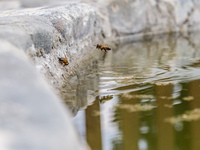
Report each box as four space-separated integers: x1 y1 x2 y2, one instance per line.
63 33 200 150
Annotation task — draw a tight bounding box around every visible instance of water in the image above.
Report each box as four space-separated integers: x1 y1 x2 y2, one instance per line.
63 33 200 150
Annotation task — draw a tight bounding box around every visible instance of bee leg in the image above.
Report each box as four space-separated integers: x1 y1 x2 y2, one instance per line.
62 74 66 79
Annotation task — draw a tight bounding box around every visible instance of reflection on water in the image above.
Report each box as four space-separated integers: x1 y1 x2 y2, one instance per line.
63 33 200 150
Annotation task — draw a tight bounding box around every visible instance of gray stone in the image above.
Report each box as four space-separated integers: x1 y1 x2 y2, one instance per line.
0 3 109 94
0 1 200 149
0 16 54 53
0 1 21 11
0 40 86 150
107 0 200 36
19 0 75 8
1 0 200 38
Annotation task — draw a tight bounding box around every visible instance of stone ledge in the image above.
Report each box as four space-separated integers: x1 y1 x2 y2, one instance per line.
0 40 87 150
0 2 112 95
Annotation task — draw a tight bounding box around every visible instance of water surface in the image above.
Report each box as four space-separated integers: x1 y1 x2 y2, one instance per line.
64 33 200 150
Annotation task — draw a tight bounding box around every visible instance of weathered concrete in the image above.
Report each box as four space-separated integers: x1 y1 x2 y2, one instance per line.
0 40 86 150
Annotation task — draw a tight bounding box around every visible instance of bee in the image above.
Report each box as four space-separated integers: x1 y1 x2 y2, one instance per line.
58 56 69 66
96 44 111 52
98 95 113 104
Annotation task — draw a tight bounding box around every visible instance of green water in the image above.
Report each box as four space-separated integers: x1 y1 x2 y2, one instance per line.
65 33 200 150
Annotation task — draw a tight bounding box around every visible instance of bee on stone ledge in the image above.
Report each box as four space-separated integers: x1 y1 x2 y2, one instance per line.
58 56 69 66
95 44 111 52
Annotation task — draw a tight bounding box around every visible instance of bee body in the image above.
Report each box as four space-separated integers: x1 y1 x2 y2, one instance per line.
99 95 113 104
96 44 111 52
58 57 69 66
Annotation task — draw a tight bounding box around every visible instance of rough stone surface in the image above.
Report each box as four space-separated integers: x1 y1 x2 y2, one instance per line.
0 3 111 94
0 40 86 150
107 0 200 36
1 0 200 39
0 3 110 149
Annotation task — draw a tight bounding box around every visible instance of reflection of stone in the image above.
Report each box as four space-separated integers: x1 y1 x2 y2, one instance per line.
122 93 154 99
166 108 200 124
61 61 99 116
183 96 194 101
109 34 200 89
116 104 155 112
85 99 102 150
